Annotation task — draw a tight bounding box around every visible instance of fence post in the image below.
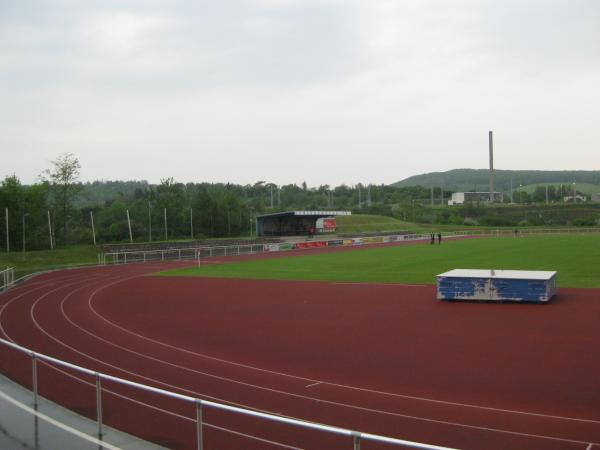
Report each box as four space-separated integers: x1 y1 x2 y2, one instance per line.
352 431 361 450
196 400 203 450
32 353 38 410
96 373 103 439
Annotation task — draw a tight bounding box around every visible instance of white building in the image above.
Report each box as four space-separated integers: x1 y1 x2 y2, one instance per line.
563 194 587 203
448 192 504 205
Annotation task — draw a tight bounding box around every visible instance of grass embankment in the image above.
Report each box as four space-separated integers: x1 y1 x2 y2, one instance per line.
336 214 412 233
0 246 99 278
335 213 497 234
159 234 600 288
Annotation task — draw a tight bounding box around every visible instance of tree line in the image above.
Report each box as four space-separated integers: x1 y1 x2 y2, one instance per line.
3 154 595 251
1 154 450 250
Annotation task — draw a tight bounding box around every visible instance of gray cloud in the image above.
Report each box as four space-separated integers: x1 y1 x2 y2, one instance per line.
1 0 599 185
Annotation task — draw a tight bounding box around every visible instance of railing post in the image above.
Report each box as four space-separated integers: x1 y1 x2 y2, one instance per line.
96 373 103 439
196 400 203 450
32 353 38 410
352 431 361 450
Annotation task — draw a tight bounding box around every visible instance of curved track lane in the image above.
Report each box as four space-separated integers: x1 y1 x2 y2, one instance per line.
1 258 600 450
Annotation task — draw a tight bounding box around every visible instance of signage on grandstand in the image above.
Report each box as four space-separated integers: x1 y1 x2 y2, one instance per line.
316 217 336 233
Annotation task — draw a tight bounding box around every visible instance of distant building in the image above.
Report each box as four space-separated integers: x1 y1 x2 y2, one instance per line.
448 192 503 205
592 193 600 203
563 194 587 203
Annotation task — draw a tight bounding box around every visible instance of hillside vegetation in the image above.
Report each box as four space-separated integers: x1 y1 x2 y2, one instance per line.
393 169 600 193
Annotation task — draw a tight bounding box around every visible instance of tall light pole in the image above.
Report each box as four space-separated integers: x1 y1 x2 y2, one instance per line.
148 202 152 242
164 208 168 241
5 208 9 253
22 213 29 254
488 130 494 204
47 210 53 249
126 209 133 243
190 207 194 240
90 211 97 246
519 184 523 204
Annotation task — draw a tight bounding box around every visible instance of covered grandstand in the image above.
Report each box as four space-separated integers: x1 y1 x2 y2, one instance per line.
255 210 351 237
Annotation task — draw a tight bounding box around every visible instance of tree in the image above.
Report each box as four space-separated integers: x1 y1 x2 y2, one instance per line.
41 153 81 245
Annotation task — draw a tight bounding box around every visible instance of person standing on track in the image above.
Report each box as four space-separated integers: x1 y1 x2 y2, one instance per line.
437 232 442 244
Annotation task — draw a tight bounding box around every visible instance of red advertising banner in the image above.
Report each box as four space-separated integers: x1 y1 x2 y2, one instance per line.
294 241 327 250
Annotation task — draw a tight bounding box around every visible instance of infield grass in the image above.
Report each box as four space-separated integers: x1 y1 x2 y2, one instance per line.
158 234 600 288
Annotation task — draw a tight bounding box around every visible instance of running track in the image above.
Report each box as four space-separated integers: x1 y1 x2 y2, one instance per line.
1 246 600 449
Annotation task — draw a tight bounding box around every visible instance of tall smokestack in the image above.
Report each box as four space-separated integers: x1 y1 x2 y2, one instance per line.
489 130 494 204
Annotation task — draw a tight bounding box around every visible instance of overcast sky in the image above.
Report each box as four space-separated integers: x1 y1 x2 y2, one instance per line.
2 0 599 187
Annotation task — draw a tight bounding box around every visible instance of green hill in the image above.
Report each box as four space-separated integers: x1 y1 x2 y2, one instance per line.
393 169 600 193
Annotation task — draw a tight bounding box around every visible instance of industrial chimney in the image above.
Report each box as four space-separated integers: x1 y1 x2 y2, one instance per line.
489 130 494 204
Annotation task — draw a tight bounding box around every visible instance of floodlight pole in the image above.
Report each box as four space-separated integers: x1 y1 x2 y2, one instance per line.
164 208 168 241
190 208 193 240
148 202 152 242
5 208 9 253
22 213 28 254
47 210 53 249
126 209 133 242
489 130 494 204
90 211 97 246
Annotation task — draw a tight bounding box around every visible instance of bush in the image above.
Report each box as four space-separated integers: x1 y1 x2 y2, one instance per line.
572 217 597 226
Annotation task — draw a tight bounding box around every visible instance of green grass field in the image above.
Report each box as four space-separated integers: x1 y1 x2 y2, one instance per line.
0 245 99 278
159 234 600 288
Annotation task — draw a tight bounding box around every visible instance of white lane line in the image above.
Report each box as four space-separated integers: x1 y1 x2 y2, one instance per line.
305 382 322 388
13 264 600 448
86 274 600 426
586 444 594 450
6 268 301 450
0 390 122 450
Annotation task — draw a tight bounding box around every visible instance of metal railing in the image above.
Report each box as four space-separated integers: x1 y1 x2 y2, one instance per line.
0 337 457 450
1 267 15 291
101 244 266 265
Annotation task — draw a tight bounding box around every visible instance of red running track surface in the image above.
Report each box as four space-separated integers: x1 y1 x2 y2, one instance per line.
1 255 600 450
